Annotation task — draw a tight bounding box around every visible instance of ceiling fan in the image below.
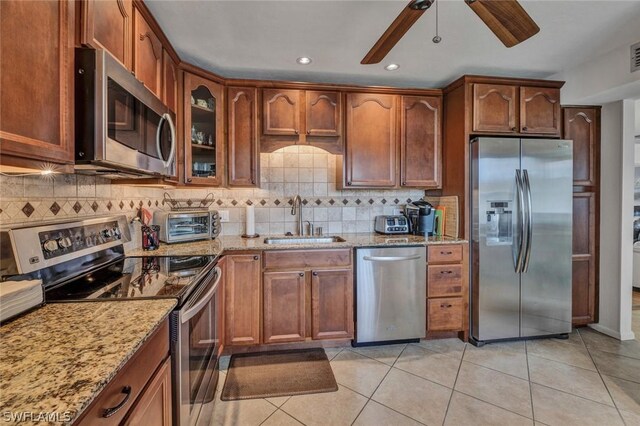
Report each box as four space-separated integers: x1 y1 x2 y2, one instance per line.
361 0 540 65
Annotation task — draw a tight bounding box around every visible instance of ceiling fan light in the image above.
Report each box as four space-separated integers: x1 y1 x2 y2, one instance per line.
409 0 434 11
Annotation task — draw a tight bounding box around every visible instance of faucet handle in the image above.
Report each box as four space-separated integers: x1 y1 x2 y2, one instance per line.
305 221 314 236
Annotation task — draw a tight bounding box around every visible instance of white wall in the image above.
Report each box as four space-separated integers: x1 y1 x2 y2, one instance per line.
593 101 636 340
636 99 640 136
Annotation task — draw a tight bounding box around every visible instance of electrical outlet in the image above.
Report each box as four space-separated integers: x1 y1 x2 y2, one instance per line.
219 210 229 222
393 207 403 216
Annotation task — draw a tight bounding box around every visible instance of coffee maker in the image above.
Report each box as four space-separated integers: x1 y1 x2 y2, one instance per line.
405 201 437 236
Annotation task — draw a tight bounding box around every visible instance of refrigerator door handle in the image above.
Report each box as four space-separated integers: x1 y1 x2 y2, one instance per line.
522 169 533 273
514 170 526 273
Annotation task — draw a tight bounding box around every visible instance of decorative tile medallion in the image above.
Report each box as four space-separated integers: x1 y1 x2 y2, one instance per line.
22 202 34 217
106 201 113 211
91 201 99 212
49 202 61 216
73 202 82 214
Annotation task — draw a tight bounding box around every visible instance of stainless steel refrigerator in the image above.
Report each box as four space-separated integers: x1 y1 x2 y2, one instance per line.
470 137 573 345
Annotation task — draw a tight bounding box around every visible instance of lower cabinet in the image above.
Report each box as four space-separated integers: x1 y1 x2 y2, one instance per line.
311 269 353 340
224 254 261 346
123 357 172 426
263 271 306 343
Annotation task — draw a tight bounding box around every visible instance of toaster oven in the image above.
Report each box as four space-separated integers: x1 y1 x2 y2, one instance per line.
153 211 220 243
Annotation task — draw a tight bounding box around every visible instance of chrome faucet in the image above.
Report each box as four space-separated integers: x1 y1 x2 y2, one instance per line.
291 195 303 235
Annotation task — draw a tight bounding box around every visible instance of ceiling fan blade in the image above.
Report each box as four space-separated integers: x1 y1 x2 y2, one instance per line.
465 0 540 47
361 0 432 65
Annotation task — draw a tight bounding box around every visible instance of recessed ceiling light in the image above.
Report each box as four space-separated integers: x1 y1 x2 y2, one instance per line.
385 63 400 71
296 57 312 65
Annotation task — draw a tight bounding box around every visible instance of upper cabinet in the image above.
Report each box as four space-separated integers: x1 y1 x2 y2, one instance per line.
563 107 600 187
261 89 342 154
262 89 300 136
133 8 162 98
184 72 224 186
520 87 561 135
228 86 259 187
400 96 442 188
472 83 561 137
80 0 133 69
0 0 75 171
344 93 397 188
162 49 178 113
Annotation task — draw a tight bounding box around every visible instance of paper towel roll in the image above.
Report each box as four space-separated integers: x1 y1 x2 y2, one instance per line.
245 205 256 236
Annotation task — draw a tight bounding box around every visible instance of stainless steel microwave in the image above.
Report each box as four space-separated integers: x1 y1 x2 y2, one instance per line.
74 48 176 178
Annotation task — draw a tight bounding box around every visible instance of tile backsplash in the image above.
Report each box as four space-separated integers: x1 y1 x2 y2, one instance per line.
0 146 424 235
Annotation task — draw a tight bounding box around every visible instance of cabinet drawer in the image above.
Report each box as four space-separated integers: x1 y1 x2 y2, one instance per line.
428 298 463 331
76 320 169 425
428 245 463 264
428 265 463 297
263 249 351 270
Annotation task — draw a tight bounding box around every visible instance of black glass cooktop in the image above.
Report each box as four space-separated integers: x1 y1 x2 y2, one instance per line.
45 255 215 305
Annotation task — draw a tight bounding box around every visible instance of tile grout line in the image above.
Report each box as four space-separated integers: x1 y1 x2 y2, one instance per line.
441 343 467 425
525 340 536 423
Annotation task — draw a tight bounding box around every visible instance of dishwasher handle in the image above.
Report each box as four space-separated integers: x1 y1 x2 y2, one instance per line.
363 255 422 262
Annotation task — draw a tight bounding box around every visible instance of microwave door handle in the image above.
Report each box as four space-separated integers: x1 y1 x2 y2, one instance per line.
522 169 533 273
181 267 221 324
156 113 176 168
514 170 526 273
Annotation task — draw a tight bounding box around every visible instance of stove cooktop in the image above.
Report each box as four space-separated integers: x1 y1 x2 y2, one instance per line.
45 255 216 305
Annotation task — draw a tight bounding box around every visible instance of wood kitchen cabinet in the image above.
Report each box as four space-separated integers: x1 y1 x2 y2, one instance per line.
133 8 162 97
224 254 261 346
563 107 601 187
79 0 133 69
123 357 172 426
472 83 561 136
0 0 75 171
228 86 259 187
183 72 225 186
263 271 306 344
572 192 597 326
162 49 178 113
400 96 442 188
343 93 398 188
262 89 301 136
311 269 353 340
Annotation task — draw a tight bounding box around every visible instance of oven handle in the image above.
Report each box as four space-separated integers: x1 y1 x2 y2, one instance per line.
181 266 221 324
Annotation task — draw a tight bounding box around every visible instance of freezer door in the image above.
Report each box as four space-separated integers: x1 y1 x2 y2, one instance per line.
471 138 522 341
355 246 426 343
520 139 573 337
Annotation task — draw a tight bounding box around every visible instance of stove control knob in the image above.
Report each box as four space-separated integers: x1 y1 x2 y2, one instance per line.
58 237 73 249
43 239 59 252
112 227 121 238
101 229 112 238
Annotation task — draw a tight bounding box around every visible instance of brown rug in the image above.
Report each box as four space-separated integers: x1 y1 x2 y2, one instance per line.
220 348 338 401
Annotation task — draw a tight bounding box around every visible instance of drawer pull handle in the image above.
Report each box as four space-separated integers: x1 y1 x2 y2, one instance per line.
103 386 132 418
441 303 453 308
441 251 453 255
440 270 453 274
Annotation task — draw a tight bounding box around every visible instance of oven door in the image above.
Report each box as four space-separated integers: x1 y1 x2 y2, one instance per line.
173 265 221 426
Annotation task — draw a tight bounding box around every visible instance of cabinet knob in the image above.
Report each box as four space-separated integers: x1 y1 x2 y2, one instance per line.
522 126 529 131
312 271 318 276
253 255 259 260
187 178 193 183
306 130 311 135
251 178 255 184
511 127 516 131
347 181 352 186
402 181 406 186
295 130 299 135
299 272 304 277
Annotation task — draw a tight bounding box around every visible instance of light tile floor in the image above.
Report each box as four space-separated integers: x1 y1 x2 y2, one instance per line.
210 325 640 425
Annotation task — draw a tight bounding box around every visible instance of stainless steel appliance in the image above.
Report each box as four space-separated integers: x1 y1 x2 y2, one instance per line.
153 210 221 243
0 216 221 425
354 246 426 345
470 137 573 345
374 215 409 234
405 201 436 236
75 48 176 178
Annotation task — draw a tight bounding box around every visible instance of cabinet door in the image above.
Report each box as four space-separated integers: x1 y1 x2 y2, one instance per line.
228 87 259 187
305 91 341 137
225 254 261 345
263 271 306 344
262 89 300 136
133 8 162 97
123 357 172 426
427 297 464 331
184 73 225 186
311 269 353 340
572 192 597 326
0 0 75 167
400 96 441 188
162 49 178 113
563 107 599 187
520 87 561 135
345 93 398 188
80 0 133 69
472 84 518 133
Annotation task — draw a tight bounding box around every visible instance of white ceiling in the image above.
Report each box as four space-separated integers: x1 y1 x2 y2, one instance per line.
146 0 640 88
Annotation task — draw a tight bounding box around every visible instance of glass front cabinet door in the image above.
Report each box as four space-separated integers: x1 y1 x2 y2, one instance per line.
184 73 224 185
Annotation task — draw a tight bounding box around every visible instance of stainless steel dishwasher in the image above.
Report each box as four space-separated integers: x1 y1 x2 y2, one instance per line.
354 246 427 345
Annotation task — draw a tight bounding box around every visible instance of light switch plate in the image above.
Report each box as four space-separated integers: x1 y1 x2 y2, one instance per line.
219 210 229 222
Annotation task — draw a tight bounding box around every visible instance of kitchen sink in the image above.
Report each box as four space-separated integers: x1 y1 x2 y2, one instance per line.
263 236 346 245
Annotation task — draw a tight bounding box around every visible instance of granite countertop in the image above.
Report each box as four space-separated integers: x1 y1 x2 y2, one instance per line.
0 299 176 425
127 233 467 257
